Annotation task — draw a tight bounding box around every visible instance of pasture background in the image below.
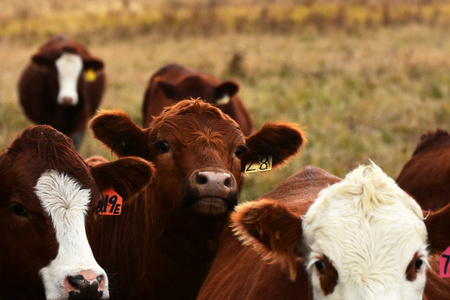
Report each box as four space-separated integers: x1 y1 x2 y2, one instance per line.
1 0 449 202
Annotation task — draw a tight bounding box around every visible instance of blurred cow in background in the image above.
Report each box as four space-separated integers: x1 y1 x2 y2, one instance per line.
397 128 450 211
142 63 253 135
18 34 106 150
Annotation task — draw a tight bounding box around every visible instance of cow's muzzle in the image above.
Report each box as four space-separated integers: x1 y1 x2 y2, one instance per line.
66 270 106 300
184 168 238 217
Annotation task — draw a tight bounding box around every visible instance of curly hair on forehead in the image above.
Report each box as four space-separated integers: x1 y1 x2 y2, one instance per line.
157 98 232 122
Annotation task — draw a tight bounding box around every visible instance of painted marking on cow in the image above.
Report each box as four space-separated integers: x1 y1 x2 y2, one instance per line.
55 53 83 106
245 155 272 173
97 187 123 215
440 246 450 277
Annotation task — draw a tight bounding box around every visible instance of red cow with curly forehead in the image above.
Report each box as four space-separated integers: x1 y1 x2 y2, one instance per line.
89 99 306 299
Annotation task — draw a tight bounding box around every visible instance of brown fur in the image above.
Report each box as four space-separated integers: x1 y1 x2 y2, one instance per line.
142 63 253 135
17 34 106 149
318 255 339 296
397 128 450 210
0 125 152 300
89 99 305 299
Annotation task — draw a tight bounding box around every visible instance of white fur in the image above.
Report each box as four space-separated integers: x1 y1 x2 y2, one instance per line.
35 170 109 300
55 53 83 106
302 162 428 300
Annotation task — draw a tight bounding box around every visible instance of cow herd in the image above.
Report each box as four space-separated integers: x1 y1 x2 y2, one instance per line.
1 34 448 299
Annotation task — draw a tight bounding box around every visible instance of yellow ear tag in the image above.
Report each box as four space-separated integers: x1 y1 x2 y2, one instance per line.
97 187 123 215
216 94 231 105
245 155 272 173
85 69 97 82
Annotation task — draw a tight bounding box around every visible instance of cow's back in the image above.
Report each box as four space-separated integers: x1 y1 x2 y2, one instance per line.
397 128 450 211
197 166 341 300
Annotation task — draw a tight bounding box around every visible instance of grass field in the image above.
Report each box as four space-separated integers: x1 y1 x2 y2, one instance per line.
1 0 449 202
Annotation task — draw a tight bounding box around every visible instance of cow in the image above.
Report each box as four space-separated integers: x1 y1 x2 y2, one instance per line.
397 128 450 211
142 63 253 135
0 125 153 300
89 99 306 299
198 163 450 300
17 34 106 150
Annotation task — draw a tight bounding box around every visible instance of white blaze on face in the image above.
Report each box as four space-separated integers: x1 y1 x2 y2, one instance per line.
35 170 109 300
55 53 83 106
302 163 429 300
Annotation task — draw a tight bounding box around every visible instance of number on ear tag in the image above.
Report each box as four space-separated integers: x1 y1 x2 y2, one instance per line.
85 69 97 82
97 187 123 216
245 156 272 173
440 246 450 277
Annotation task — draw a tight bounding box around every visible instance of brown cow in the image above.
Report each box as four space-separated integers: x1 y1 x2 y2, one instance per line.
198 163 450 300
89 99 305 299
397 128 450 211
142 63 253 135
18 34 106 150
0 125 152 300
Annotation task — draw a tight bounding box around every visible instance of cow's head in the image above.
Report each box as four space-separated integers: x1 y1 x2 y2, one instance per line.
232 162 450 300
91 99 305 217
0 125 153 299
31 36 104 107
157 75 239 106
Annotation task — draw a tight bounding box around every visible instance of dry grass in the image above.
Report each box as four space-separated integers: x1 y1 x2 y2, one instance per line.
1 1 449 201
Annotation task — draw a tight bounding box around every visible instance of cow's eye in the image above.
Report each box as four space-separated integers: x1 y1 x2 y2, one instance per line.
157 141 170 153
315 260 326 273
11 203 29 218
415 258 423 269
235 146 245 158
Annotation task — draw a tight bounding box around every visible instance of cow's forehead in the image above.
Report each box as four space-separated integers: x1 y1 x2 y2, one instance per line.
152 108 243 143
302 164 427 283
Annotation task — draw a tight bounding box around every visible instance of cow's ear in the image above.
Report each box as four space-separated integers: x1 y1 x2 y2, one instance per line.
425 204 450 255
215 80 239 101
88 156 154 201
232 199 303 281
90 110 148 158
83 57 104 71
242 122 306 168
157 80 177 99
32 53 54 67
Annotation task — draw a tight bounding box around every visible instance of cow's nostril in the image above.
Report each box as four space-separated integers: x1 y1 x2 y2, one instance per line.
96 275 103 284
195 173 208 185
68 275 86 288
224 178 231 188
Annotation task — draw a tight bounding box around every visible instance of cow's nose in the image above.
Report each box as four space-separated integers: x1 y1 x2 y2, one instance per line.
194 171 235 193
61 96 75 106
66 270 105 299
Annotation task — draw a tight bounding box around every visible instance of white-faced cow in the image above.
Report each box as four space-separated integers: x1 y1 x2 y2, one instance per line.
89 99 306 299
198 163 450 300
0 125 153 300
142 63 253 135
18 34 106 150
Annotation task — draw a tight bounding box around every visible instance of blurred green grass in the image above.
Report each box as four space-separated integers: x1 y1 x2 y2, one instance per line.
0 0 449 202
